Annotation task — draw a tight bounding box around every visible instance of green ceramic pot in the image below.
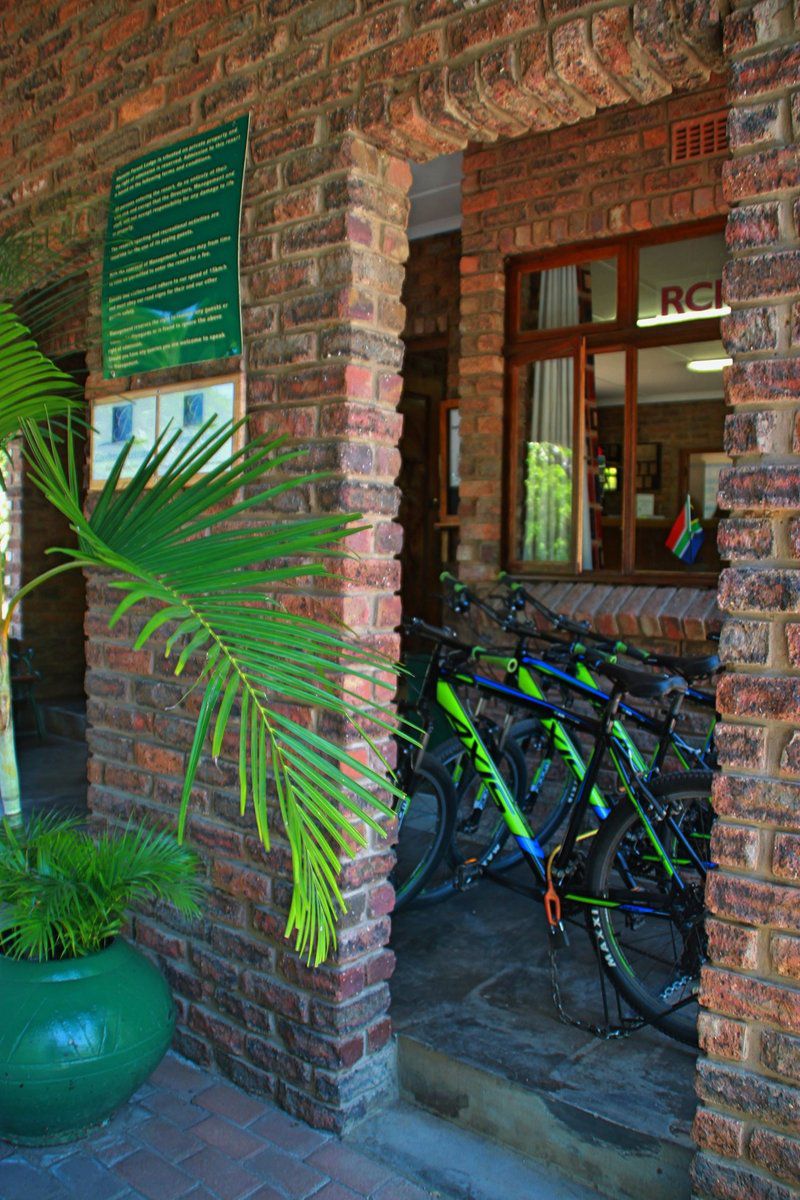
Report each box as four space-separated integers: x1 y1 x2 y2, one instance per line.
0 937 174 1145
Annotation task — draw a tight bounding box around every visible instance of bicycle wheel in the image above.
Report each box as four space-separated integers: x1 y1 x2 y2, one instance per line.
431 732 528 871
585 770 713 1046
509 718 577 850
391 753 456 913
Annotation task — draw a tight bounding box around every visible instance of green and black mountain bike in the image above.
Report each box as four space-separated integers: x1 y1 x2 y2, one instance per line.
393 616 713 1045
429 573 718 875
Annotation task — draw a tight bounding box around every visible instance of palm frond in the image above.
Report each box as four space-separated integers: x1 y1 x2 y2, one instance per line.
0 304 79 453
23 419 402 964
0 223 94 354
0 814 201 960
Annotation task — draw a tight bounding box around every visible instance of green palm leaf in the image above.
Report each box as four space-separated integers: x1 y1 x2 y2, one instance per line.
23 419 402 965
0 814 201 960
0 304 79 450
0 223 93 355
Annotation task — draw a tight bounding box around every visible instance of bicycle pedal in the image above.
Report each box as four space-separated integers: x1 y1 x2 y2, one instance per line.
455 861 481 891
547 920 569 951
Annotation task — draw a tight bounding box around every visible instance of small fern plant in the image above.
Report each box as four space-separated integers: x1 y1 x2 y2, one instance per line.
0 813 202 961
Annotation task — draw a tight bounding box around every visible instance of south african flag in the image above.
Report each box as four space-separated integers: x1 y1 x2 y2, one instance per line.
666 495 704 564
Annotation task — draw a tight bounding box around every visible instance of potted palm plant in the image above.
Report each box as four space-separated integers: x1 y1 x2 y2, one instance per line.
0 236 401 1143
0 814 201 1144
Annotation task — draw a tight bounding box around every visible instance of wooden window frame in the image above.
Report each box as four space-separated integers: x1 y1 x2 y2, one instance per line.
503 217 727 586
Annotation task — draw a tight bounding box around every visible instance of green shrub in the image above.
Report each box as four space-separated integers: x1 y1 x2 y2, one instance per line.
0 814 202 960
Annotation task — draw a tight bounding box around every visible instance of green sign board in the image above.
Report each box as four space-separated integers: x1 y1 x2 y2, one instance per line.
102 115 249 378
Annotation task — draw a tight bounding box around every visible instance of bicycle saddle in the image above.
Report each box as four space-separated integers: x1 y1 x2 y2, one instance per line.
649 652 720 680
589 656 687 700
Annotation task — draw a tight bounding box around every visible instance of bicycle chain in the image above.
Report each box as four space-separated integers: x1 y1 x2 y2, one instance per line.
548 942 699 1039
659 971 695 1002
547 942 646 1041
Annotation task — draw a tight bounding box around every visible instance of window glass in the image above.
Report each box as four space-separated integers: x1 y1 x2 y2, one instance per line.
638 234 727 327
589 351 626 572
634 339 726 573
445 406 460 516
507 225 727 580
516 357 575 564
520 257 617 331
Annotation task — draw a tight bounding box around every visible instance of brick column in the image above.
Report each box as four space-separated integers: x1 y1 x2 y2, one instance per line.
86 131 410 1131
693 3 800 1195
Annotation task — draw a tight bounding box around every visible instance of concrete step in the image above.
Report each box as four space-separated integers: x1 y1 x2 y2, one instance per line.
390 873 697 1200
352 1099 605 1200
43 700 87 742
396 1034 693 1200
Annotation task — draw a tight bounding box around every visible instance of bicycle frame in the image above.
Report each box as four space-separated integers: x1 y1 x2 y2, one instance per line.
509 649 715 779
429 657 709 917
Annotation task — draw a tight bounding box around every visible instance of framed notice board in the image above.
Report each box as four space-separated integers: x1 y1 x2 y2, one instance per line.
90 374 244 490
101 116 249 379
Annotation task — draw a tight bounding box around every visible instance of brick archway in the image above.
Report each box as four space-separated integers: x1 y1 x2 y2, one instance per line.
4 4 799 1192
357 3 723 161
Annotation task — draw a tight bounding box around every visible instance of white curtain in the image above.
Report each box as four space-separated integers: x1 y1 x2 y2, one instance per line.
522 267 592 567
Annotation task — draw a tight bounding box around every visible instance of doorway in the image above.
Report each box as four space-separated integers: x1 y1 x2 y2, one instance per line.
15 351 88 814
397 341 458 633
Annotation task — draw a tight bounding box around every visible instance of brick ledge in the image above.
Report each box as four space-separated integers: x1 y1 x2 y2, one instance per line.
530 582 722 646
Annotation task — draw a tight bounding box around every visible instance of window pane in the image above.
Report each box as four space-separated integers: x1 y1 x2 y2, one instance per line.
516 358 575 564
638 233 727 327
634 339 727 574
588 351 625 572
520 258 617 332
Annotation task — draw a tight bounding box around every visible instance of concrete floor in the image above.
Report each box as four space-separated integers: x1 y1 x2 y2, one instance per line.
17 731 89 817
390 870 698 1199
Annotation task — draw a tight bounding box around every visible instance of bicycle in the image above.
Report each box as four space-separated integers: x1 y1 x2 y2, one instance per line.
397 616 713 1046
438 574 718 866
389 716 458 911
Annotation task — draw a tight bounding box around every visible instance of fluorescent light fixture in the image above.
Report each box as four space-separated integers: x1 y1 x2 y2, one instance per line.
637 305 730 328
686 357 732 373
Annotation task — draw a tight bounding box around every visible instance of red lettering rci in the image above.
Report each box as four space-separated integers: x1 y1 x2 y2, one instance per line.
660 279 723 316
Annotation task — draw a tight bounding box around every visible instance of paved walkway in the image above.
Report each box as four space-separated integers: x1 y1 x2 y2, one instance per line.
0 1054 431 1200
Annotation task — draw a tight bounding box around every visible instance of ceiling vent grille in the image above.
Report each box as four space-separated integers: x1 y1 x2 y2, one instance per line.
671 112 728 163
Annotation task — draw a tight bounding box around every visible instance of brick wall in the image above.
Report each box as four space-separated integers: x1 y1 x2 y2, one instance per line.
0 0 730 1136
457 79 729 646
691 3 800 1197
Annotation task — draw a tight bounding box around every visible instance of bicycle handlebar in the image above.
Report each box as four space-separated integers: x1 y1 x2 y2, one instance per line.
403 616 485 657
495 573 655 662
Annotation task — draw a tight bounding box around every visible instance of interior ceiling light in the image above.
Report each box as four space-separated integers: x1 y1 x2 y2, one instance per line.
637 306 731 328
686 357 732 372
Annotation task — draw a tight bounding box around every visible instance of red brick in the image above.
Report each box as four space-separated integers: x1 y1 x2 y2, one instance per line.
710 823 761 872
762 1029 800 1084
706 916 761 971
692 1106 747 1158
692 1153 798 1200
698 1012 750 1061
715 722 769 770
713 773 800 831
726 250 800 303
719 568 800 615
702 966 800 1034
696 1055 800 1132
749 1127 800 1189
717 674 800 723
773 833 800 881
722 306 779 354
718 618 771 664
723 147 800 203
772 933 800 982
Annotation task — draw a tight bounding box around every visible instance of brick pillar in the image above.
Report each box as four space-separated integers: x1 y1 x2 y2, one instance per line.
693 4 800 1195
86 131 409 1131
